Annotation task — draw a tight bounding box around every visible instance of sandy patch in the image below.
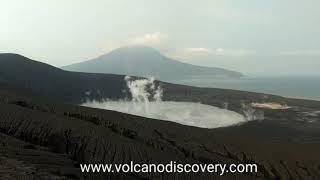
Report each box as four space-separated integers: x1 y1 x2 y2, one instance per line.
251 102 290 109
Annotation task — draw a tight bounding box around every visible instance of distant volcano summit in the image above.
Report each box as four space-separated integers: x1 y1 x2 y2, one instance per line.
62 46 242 80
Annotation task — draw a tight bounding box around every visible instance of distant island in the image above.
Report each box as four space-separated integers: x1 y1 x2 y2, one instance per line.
62 46 243 80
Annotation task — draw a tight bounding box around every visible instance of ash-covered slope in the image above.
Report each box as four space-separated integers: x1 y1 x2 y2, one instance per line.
62 46 243 80
0 82 320 179
1 53 320 179
0 53 127 103
0 53 278 110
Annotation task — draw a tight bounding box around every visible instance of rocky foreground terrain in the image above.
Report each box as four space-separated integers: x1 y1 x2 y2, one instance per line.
0 54 320 179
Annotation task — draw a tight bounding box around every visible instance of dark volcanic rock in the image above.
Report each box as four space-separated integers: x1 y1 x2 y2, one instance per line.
0 83 320 179
0 53 127 103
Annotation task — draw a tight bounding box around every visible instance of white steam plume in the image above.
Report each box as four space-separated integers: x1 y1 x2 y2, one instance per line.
82 76 255 129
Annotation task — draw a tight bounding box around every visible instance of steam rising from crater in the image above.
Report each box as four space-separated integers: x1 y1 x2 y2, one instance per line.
82 76 252 129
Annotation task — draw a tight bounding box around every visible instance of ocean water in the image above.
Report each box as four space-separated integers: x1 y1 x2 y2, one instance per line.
171 76 320 101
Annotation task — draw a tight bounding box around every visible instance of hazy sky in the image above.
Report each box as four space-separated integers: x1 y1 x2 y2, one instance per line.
1 0 320 76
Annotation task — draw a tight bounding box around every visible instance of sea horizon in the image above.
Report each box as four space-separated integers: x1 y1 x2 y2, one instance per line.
170 75 320 101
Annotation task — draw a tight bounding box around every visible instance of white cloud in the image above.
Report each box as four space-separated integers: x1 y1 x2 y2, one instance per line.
102 32 169 53
102 33 253 62
186 48 211 53
127 32 168 47
279 50 320 56
168 47 254 60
